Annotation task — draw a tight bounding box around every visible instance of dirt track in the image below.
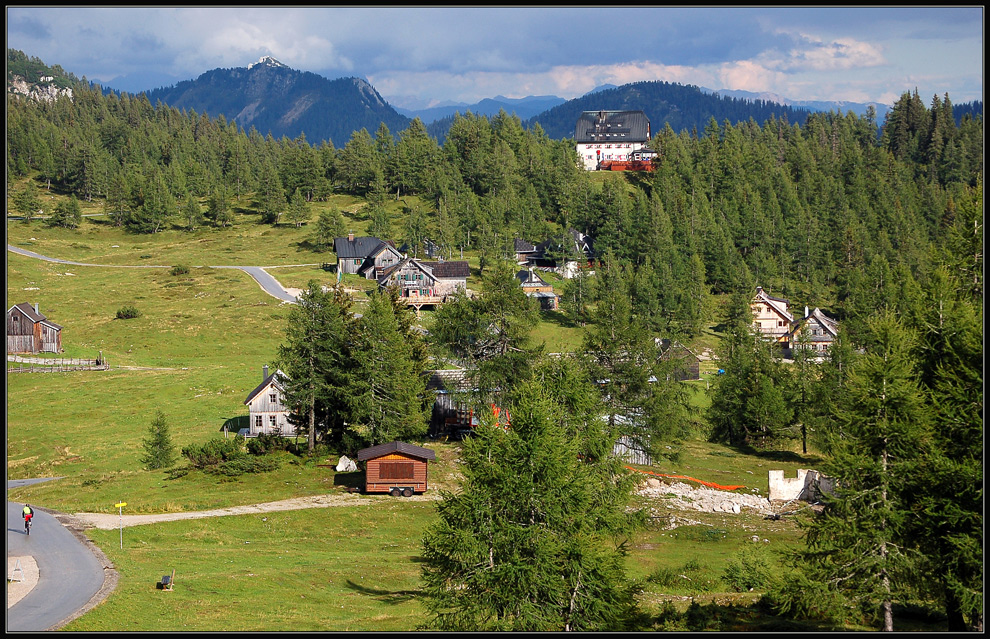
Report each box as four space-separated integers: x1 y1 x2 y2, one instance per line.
73 492 438 530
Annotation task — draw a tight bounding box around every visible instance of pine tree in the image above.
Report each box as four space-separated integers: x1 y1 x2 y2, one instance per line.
286 187 310 228
312 206 345 252
141 410 178 470
351 290 429 445
800 312 930 631
182 191 203 230
420 366 643 631
277 281 358 452
47 195 83 229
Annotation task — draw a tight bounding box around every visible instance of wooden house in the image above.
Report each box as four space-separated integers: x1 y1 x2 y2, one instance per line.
575 110 652 171
243 366 294 437
780 307 839 358
7 302 62 354
656 338 702 381
516 268 559 310
750 286 794 340
377 257 470 309
357 441 436 496
333 233 403 279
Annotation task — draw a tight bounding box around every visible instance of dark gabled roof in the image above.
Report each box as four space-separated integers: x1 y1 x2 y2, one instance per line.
423 260 470 279
574 110 651 143
357 441 436 462
333 235 388 259
8 302 62 330
514 238 536 253
244 369 288 405
377 257 437 285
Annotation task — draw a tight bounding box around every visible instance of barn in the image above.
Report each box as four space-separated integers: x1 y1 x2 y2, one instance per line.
7 302 62 354
356 441 436 496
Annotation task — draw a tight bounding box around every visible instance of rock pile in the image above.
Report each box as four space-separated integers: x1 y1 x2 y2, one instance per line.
637 477 772 515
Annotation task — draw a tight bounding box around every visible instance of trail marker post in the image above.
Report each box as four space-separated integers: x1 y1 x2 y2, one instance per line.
115 502 127 549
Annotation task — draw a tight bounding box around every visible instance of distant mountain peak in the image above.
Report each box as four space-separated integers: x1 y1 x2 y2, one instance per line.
248 56 288 70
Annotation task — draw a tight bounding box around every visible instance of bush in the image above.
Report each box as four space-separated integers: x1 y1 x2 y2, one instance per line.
182 437 244 468
246 432 295 456
116 305 141 319
722 545 777 592
169 264 190 276
759 570 851 626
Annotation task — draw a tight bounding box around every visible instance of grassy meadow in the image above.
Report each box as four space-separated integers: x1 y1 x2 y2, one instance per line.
7 200 851 631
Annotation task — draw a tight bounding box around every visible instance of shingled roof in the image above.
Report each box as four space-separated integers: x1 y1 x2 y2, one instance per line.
333 235 389 259
423 261 470 279
357 441 437 462
574 110 651 143
8 302 62 330
244 368 288 405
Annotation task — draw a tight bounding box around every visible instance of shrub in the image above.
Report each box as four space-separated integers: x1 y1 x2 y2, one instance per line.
722 545 777 592
169 264 190 276
759 570 852 626
116 305 141 319
182 436 244 468
246 432 295 456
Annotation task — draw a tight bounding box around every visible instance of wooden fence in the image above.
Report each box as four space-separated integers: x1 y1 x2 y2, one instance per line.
7 356 109 373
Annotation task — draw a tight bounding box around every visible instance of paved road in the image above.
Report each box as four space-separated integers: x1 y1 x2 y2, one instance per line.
7 244 303 304
7 479 108 632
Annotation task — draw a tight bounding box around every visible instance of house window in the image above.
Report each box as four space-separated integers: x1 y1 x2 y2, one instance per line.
380 461 415 480
255 415 262 428
269 416 277 428
269 393 277 404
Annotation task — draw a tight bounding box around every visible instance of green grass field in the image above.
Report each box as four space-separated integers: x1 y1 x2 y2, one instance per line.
6 207 865 631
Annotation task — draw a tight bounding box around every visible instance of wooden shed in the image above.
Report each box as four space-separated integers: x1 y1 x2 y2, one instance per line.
7 302 62 354
356 441 436 496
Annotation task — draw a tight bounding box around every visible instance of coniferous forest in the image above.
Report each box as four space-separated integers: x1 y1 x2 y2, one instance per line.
6 62 983 632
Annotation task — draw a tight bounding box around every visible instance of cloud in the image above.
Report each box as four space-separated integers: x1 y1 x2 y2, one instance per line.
772 33 886 72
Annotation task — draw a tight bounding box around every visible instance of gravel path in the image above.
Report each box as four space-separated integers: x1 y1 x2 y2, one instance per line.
73 492 439 530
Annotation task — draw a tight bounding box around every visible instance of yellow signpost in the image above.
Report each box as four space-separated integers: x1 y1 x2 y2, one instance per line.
116 502 126 548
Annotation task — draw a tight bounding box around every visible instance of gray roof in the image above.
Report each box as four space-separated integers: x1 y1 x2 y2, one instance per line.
8 302 62 330
357 441 436 462
244 369 288 405
574 110 651 143
333 235 388 259
423 261 470 279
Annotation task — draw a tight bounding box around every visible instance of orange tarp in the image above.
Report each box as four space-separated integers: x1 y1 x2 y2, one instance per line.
625 465 745 491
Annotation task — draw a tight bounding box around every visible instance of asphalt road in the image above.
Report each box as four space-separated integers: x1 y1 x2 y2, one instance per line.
7 479 107 632
7 244 302 304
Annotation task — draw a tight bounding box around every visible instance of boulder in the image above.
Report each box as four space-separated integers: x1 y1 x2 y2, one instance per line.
335 455 358 472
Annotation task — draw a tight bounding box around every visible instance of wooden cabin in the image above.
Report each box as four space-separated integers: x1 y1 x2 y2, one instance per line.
243 366 294 437
356 441 436 496
7 302 62 354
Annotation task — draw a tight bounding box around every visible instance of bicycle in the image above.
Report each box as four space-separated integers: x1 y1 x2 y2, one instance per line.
24 517 32 535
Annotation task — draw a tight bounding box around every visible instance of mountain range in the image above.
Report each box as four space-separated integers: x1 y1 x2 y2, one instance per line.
11 50 980 148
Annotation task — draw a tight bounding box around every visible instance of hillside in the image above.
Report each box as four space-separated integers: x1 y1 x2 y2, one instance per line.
525 80 814 139
139 56 411 146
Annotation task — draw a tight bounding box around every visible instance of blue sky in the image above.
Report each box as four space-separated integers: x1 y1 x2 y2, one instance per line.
6 7 983 108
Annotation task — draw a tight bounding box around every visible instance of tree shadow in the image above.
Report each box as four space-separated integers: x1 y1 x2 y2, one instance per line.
343 579 422 604
728 444 824 464
333 471 364 490
539 309 580 330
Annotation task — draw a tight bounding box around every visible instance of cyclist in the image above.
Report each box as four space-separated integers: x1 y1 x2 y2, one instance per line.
22 504 34 534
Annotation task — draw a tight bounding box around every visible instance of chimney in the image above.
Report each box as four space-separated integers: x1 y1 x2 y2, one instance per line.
805 306 809 318
348 232 355 242
263 365 269 381
34 303 39 315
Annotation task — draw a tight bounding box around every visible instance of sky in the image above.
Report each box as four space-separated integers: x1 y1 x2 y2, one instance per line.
6 6 984 109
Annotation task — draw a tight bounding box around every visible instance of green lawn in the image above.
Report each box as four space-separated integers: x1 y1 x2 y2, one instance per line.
5 212 858 631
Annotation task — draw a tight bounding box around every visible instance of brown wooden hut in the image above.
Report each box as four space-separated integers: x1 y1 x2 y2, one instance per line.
356 441 436 496
7 302 62 353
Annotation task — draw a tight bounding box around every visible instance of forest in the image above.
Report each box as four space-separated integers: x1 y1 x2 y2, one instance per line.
5 74 983 631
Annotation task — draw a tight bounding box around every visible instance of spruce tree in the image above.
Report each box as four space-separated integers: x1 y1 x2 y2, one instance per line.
799 312 930 631
141 410 178 470
421 364 643 631
351 290 429 445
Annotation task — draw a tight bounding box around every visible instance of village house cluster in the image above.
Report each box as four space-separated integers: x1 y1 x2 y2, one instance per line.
750 286 839 358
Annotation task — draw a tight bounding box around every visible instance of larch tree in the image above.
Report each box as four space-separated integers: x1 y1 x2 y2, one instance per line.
420 360 644 631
